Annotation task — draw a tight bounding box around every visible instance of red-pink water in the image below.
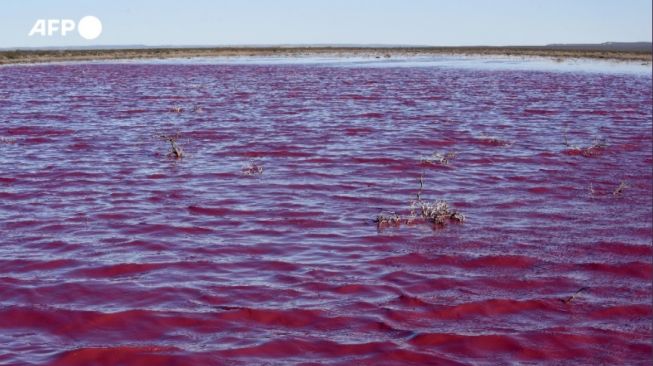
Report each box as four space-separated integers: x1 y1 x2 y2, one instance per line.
0 61 651 365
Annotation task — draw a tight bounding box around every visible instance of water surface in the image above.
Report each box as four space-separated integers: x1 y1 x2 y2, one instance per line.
0 57 651 365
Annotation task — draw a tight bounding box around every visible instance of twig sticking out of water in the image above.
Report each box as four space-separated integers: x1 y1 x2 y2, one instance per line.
588 181 629 198
613 181 628 196
561 287 589 304
160 134 184 159
416 173 423 201
563 131 576 149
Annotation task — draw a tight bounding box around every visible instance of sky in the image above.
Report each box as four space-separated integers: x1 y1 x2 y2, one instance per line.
1 0 651 48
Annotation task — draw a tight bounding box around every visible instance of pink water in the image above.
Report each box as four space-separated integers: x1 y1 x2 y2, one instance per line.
0 60 651 365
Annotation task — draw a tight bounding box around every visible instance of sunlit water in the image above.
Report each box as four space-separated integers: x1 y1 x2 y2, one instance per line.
0 56 651 365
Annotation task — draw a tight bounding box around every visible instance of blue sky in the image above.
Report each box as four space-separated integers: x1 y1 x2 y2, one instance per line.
2 0 651 48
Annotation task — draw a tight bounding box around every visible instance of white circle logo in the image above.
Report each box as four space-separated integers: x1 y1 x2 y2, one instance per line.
77 16 102 40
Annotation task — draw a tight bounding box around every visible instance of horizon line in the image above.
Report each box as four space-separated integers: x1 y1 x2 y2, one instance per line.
3 41 652 51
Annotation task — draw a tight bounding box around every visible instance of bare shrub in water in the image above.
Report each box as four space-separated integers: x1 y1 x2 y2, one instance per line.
374 211 402 228
159 134 184 159
242 160 264 176
411 200 465 226
375 175 464 229
563 132 607 157
421 151 457 166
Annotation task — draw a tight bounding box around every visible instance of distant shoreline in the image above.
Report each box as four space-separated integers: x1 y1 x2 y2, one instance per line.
1 46 651 65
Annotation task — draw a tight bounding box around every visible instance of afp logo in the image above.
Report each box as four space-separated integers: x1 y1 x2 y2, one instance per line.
28 16 102 40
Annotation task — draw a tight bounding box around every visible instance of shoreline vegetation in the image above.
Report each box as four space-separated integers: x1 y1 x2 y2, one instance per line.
1 45 651 65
